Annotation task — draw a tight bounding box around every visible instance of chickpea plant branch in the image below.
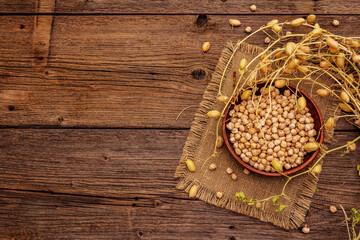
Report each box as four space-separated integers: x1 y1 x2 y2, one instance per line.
186 15 360 223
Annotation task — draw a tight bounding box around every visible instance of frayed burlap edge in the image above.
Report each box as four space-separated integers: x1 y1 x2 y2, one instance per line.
174 41 339 230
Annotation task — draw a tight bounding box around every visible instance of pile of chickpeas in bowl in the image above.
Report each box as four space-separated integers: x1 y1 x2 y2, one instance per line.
226 87 317 173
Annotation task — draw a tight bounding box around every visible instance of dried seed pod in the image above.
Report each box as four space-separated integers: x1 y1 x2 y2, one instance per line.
216 136 224 148
325 117 335 129
264 37 271 44
348 73 355 83
285 31 292 36
314 23 320 28
336 53 345 68
326 37 339 50
329 47 339 54
299 45 311 53
241 90 252 100
347 141 356 151
245 26 252 33
355 119 360 127
298 96 307 110
272 24 282 33
248 71 257 83
287 58 300 70
259 61 268 73
285 42 297 56
296 50 307 60
231 173 238 181
311 164 322 175
226 167 233 174
216 191 224 199
189 185 198 198
304 142 319 152
275 79 287 88
316 89 330 96
202 42 210 52
243 168 250 175
185 159 196 172
296 65 310 74
217 95 229 102
209 163 217 171
332 19 340 27
239 58 247 70
267 19 278 27
283 67 292 74
229 19 241 27
250 4 257 12
311 28 323 37
330 205 337 213
351 40 360 48
290 18 306 27
274 48 283 59
340 90 350 103
339 103 353 112
352 55 360 63
271 158 283 173
207 110 221 118
307 14 316 23
319 61 330 68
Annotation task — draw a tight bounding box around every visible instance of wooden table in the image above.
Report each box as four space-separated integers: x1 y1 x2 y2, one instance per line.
0 1 359 239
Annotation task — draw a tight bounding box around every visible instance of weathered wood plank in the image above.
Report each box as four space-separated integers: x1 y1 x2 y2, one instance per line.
1 15 360 129
0 0 360 14
0 129 358 239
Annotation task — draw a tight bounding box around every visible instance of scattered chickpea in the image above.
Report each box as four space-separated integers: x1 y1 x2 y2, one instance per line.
264 37 271 44
250 4 257 12
245 26 252 33
231 173 238 181
209 163 217 171
332 19 340 27
286 31 292 36
226 167 233 174
330 205 337 213
255 202 262 208
243 168 250 175
216 191 224 199
302 225 310 234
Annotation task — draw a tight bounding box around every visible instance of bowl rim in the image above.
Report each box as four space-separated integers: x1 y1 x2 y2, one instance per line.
222 83 324 177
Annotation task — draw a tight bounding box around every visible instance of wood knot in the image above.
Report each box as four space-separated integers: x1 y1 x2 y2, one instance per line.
191 69 206 80
196 14 208 27
19 24 25 29
58 116 64 122
8 105 15 111
154 200 162 207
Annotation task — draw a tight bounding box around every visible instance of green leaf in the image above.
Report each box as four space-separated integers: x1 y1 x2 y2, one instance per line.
243 199 249 203
248 202 255 206
316 188 319 192
235 192 246 200
357 164 360 171
276 204 286 212
272 196 279 205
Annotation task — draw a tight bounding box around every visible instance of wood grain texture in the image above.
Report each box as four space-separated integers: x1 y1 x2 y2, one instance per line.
1 15 360 129
0 0 360 14
0 129 358 239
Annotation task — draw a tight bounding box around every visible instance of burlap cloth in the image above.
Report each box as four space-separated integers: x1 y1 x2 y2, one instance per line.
174 42 340 229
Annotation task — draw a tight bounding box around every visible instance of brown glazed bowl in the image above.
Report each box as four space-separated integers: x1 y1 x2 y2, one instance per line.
222 83 324 177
